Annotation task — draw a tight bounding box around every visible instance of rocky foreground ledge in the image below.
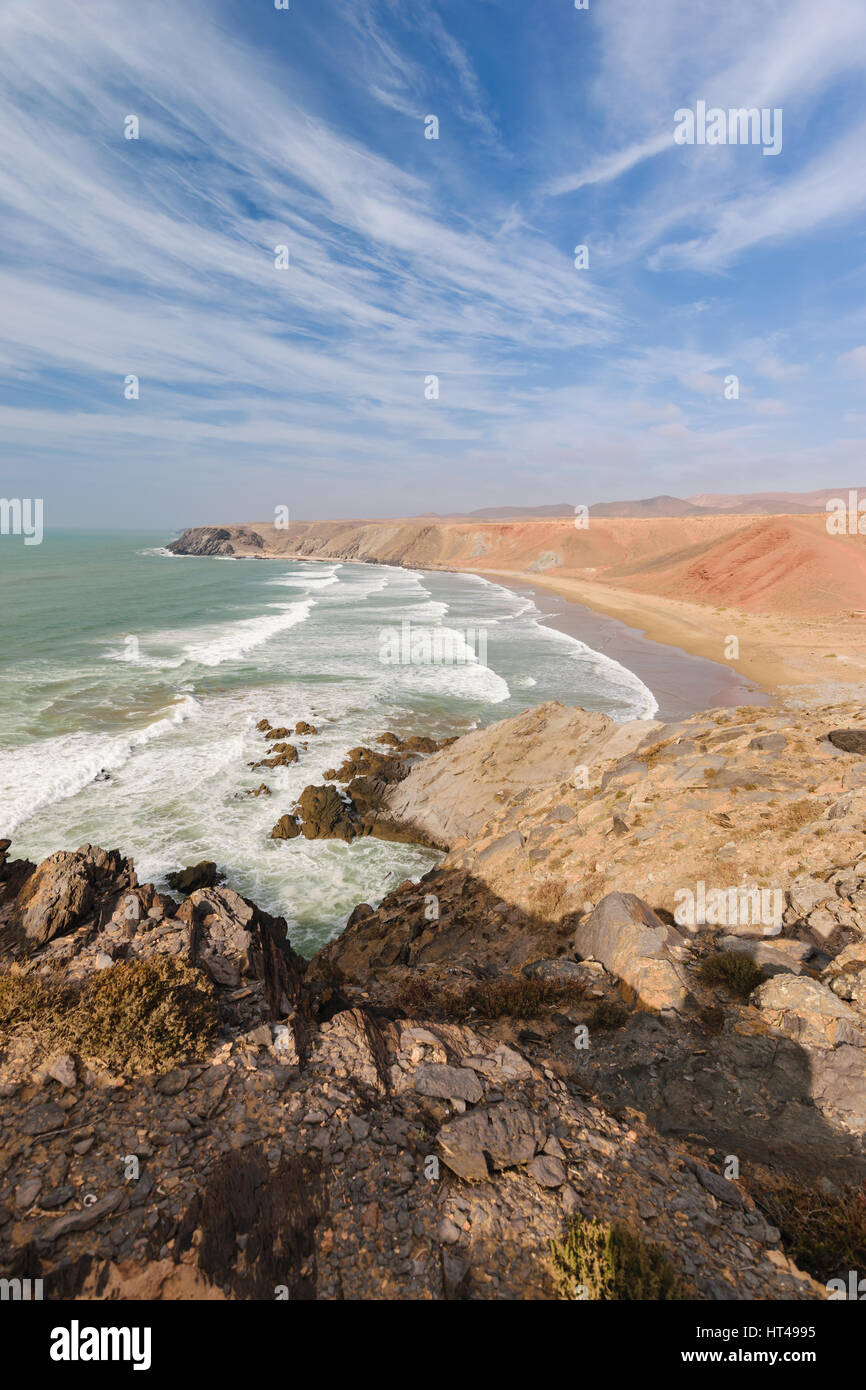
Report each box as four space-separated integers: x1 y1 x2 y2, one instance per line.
2 698 866 1300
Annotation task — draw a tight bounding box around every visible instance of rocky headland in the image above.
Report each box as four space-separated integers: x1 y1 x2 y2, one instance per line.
3 697 866 1300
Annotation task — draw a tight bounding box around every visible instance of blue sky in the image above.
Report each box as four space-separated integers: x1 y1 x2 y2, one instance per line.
1 0 865 527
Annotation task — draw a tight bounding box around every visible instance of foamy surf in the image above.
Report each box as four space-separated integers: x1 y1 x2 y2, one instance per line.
4 542 663 947
180 598 316 667
0 694 202 836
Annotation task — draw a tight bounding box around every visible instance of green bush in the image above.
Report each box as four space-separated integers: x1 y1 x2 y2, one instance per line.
551 1215 684 1300
0 957 218 1075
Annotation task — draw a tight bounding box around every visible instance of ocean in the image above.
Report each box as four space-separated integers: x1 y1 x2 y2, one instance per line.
0 532 657 955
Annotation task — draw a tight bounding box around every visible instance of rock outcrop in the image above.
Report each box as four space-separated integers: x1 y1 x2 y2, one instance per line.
0 844 822 1302
573 892 690 1013
167 527 264 557
14 846 134 946
6 695 866 1301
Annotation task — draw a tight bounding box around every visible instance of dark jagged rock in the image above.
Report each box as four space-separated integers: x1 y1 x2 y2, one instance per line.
166 861 223 895
167 527 264 557
270 813 301 840
827 728 866 754
295 785 359 842
250 744 299 770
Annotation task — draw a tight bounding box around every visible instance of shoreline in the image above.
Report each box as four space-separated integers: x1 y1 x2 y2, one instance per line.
464 565 866 696
484 574 770 722
277 549 770 721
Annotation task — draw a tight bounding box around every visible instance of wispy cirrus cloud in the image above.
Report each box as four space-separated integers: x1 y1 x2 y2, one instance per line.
0 0 863 523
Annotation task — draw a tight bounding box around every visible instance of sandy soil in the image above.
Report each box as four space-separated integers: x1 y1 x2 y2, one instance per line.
472 566 866 695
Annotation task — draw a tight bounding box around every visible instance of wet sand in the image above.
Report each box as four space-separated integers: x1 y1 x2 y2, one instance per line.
488 577 770 722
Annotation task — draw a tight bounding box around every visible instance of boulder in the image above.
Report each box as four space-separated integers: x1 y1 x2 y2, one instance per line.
251 744 298 770
437 1101 546 1181
15 845 133 946
414 1063 483 1104
827 729 866 754
187 886 257 985
166 861 221 895
270 814 301 840
294 785 359 842
573 891 689 1013
755 975 865 1049
717 936 813 976
527 1155 566 1187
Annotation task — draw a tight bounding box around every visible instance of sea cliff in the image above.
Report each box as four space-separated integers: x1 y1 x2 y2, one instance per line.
3 698 866 1299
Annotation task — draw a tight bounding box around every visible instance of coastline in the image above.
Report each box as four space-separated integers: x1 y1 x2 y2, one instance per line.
463 566 866 696
483 573 770 721
275 548 769 721
168 526 866 714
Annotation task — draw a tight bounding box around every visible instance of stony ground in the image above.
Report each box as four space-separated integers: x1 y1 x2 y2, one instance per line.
2 696 866 1300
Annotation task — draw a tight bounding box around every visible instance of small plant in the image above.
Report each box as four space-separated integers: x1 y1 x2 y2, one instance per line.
698 951 764 998
698 1004 725 1034
588 999 629 1031
0 972 69 1031
551 1215 684 1300
0 957 218 1075
444 976 585 1021
746 1172 866 1284
394 973 585 1021
775 798 821 834
68 958 219 1074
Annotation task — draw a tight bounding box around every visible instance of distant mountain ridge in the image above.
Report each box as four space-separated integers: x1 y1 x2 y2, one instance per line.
421 486 864 521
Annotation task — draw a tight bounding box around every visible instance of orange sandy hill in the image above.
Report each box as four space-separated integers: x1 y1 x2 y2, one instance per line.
240 512 866 620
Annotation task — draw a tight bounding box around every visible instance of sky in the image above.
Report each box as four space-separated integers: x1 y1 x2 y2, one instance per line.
0 0 865 528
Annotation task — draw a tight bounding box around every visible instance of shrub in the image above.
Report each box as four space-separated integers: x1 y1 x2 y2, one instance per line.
393 973 585 1021
0 957 218 1076
776 798 821 834
698 951 764 998
441 976 585 1021
551 1215 684 1300
0 972 69 1031
747 1172 866 1284
588 999 629 1031
67 958 218 1074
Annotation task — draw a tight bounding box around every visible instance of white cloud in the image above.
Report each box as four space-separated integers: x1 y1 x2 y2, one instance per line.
839 346 866 376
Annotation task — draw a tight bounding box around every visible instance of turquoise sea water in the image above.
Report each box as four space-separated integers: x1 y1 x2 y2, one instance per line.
0 531 657 954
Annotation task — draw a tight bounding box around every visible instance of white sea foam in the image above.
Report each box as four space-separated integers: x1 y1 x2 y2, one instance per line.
180 598 315 667
6 555 661 947
0 694 202 835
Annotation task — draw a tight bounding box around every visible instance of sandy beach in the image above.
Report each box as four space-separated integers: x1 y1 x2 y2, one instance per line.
173 516 866 711
469 565 866 700
487 574 770 721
